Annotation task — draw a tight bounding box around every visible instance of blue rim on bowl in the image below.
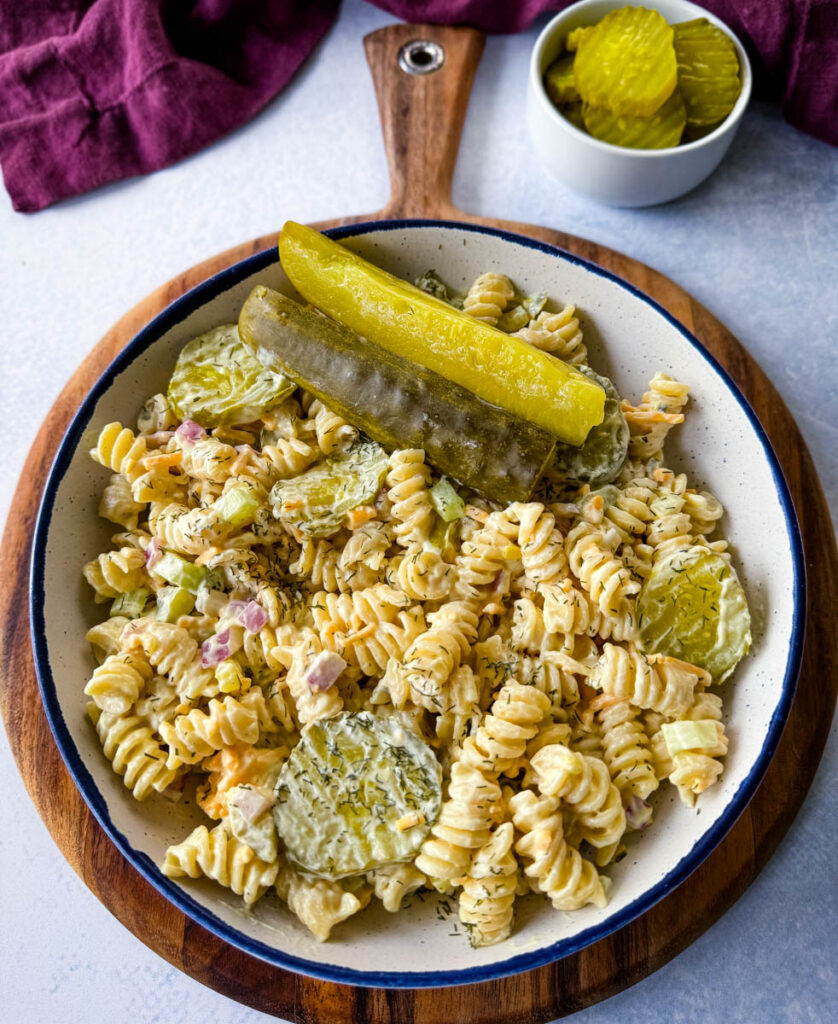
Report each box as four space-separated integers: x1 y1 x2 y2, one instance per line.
29 220 805 988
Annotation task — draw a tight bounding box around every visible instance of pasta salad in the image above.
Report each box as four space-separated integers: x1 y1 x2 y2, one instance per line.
81 227 750 948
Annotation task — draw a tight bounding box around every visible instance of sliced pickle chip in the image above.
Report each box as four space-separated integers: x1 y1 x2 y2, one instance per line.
637 547 751 682
544 55 579 105
674 18 740 133
583 89 686 149
270 438 388 537
168 324 295 427
273 712 442 878
559 101 586 132
574 6 677 117
552 367 628 486
566 26 591 52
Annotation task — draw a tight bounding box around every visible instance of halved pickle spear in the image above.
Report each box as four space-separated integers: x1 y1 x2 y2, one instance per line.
239 286 557 504
278 222 605 446
674 18 740 136
583 88 687 149
544 55 579 105
574 7 677 117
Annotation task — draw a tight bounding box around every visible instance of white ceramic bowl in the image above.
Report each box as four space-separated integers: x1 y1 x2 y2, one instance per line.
527 0 753 206
31 221 802 987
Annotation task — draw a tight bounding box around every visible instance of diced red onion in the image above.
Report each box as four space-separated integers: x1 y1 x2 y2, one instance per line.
626 795 653 830
230 788 272 825
175 420 205 444
492 569 510 594
201 628 232 668
144 537 163 568
305 651 346 692
234 444 249 454
239 600 269 634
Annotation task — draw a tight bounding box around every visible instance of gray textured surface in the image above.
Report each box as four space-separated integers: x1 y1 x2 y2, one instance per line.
0 2 835 1022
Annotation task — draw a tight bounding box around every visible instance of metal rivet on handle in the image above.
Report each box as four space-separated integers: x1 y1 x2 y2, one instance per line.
398 40 445 75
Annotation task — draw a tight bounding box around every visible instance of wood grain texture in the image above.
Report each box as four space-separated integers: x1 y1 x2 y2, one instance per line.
2 22 836 1024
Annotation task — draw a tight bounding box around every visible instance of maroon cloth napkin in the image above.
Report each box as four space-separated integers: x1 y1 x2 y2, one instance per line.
1 1 835 213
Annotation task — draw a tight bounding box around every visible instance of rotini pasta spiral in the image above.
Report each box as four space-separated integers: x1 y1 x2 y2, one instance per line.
389 545 455 602
90 422 147 480
509 501 568 588
623 373 689 458
290 537 373 594
458 822 517 947
368 862 427 913
124 619 218 700
513 305 587 365
414 762 503 887
276 863 369 940
175 436 236 484
89 705 177 800
462 272 515 325
148 500 227 556
596 699 658 801
566 521 641 617
589 643 707 718
162 823 278 906
401 600 479 712
386 449 435 547
98 474 146 530
542 577 636 644
86 616 130 661
459 681 551 775
160 695 261 768
83 547 148 602
308 398 358 455
280 625 345 725
84 651 152 715
509 789 607 911
530 743 626 856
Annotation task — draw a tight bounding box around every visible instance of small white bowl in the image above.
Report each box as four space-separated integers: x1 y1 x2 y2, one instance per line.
527 0 753 206
31 221 802 987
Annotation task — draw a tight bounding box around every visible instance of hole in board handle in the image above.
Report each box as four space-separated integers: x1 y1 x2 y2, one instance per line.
398 40 445 76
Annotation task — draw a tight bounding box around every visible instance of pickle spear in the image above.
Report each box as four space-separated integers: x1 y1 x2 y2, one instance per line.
239 286 557 504
278 222 605 447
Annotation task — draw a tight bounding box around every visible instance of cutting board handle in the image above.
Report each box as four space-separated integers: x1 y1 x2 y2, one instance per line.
363 23 486 220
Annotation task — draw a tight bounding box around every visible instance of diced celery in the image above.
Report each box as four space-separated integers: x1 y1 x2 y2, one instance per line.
661 720 721 757
110 588 150 619
429 516 457 554
429 477 465 522
214 485 261 527
155 586 196 623
152 551 209 593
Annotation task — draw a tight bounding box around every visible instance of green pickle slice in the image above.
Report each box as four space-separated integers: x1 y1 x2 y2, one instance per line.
638 547 751 682
559 101 586 132
674 18 740 136
566 26 591 52
168 324 295 427
274 712 442 878
583 89 686 149
552 367 628 485
270 438 388 537
544 55 579 105
574 6 678 117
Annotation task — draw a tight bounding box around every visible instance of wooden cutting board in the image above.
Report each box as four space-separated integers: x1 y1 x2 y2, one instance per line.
1 23 835 1024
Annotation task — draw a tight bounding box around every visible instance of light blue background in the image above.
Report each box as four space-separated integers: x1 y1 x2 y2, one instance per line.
0 3 835 1022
